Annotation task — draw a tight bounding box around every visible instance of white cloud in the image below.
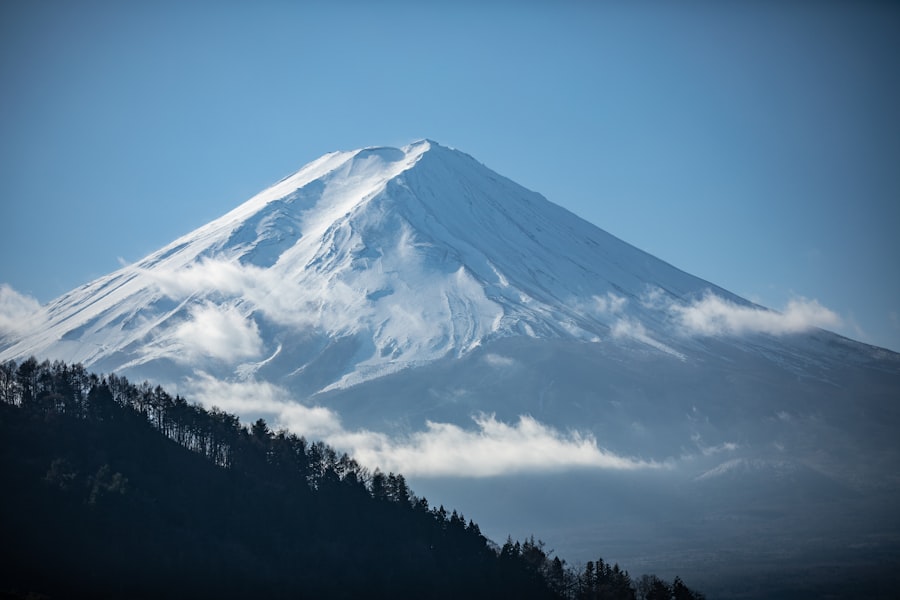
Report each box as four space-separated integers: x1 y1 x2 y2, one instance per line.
593 292 627 315
690 432 739 457
145 257 253 298
0 283 45 337
329 413 664 477
571 292 628 322
186 373 343 438
143 254 502 349
671 292 841 336
483 353 517 368
144 257 381 336
183 374 661 477
640 286 668 310
172 303 263 362
612 317 686 360
142 254 506 384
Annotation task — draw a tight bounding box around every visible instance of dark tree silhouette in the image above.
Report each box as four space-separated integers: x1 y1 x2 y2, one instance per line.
0 357 703 600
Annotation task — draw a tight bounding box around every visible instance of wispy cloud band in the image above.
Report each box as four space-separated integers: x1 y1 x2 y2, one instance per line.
186 375 661 477
671 292 841 336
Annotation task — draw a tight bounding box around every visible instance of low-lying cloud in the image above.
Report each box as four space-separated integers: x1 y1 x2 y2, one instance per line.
188 373 342 438
184 375 661 477
672 292 841 336
0 284 45 338
332 413 662 477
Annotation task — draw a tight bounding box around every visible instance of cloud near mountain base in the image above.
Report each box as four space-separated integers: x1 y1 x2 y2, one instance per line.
186 373 342 439
331 413 662 477
186 374 661 477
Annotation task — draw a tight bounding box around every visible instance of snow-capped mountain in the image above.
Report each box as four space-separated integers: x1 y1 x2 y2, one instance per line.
1 139 741 389
2 139 896 458
3 140 899 596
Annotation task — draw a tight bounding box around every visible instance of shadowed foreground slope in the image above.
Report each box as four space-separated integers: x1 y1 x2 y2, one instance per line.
0 358 705 599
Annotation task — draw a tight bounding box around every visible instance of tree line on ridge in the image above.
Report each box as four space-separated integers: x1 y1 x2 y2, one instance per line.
0 357 703 599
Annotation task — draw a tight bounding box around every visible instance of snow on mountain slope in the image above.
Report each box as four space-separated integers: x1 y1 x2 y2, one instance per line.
1 139 765 392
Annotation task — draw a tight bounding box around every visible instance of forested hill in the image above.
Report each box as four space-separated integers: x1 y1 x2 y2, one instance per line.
0 358 702 599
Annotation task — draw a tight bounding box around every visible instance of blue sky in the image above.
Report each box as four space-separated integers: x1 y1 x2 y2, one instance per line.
1 1 898 352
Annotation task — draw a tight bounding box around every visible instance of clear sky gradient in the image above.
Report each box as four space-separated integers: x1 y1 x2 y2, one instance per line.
1 1 898 352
